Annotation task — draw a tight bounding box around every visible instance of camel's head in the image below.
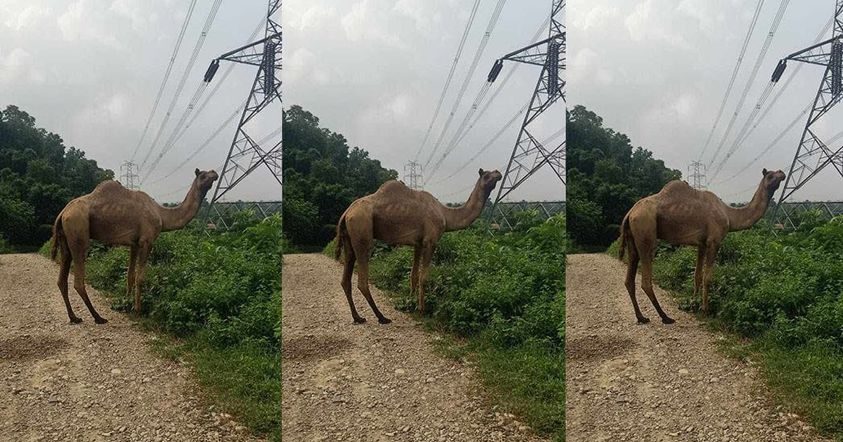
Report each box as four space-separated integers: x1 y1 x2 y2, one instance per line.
478 168 502 194
194 168 219 194
761 168 785 195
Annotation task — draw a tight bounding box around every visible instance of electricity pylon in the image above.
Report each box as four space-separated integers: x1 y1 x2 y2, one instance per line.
203 0 282 223
119 161 139 190
489 0 564 219
688 161 707 189
772 0 842 227
403 161 423 190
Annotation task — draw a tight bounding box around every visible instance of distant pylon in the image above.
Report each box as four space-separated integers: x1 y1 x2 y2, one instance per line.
203 0 282 222
688 161 706 189
404 161 423 190
771 0 843 227
120 161 140 190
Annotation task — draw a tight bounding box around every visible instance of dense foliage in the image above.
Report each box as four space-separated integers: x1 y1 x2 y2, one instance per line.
73 214 281 440
567 105 680 247
330 214 566 440
617 219 843 437
282 105 397 246
0 105 112 247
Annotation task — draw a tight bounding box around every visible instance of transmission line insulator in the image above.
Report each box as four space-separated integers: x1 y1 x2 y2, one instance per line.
832 40 842 96
487 59 503 82
204 59 220 82
771 59 787 82
547 41 560 95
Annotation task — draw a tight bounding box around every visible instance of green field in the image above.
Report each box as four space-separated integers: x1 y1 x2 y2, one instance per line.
609 218 843 440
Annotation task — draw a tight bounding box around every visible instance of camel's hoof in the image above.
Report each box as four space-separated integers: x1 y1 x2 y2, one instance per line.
69 317 82 324
662 317 675 325
353 317 367 324
378 317 392 325
94 317 109 325
636 316 650 324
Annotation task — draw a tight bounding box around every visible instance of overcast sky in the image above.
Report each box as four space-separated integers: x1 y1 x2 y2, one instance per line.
284 0 565 203
569 0 841 203
0 0 281 203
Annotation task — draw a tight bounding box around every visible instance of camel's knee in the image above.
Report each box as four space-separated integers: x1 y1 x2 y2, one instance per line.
341 278 352 293
73 280 86 293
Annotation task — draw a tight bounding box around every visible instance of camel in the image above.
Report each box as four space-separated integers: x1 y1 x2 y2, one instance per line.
50 169 218 324
333 168 502 324
618 168 786 324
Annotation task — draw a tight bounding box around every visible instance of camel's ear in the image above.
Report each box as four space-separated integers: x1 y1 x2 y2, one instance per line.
478 168 484 177
762 168 768 176
195 168 201 177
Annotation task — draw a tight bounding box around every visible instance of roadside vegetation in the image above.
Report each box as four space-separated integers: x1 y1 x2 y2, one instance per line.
44 213 282 441
326 213 566 441
0 105 112 250
608 219 843 439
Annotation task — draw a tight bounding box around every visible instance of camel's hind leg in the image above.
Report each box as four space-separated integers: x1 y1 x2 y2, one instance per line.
126 244 138 304
68 236 107 324
56 248 80 324
132 239 153 315
410 245 421 299
624 242 648 324
354 253 391 324
693 246 704 298
417 241 434 314
630 215 674 324
700 240 720 314
340 246 365 324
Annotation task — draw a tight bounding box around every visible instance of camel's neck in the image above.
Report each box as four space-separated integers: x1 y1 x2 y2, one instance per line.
722 182 771 231
156 183 206 232
441 182 490 231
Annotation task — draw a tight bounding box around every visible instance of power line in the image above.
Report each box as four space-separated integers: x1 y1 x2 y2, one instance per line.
707 0 791 169
130 0 199 161
139 0 225 170
423 0 508 170
414 0 483 161
698 0 765 161
425 18 551 180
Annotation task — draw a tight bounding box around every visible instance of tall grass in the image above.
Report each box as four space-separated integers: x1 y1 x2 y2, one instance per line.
612 218 843 439
329 213 565 440
54 213 282 441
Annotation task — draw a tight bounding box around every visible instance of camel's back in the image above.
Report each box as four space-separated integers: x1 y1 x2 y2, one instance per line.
647 180 727 244
77 181 159 244
348 180 443 244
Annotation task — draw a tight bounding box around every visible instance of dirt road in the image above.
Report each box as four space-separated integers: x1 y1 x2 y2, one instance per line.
565 253 827 442
0 254 261 442
281 253 548 441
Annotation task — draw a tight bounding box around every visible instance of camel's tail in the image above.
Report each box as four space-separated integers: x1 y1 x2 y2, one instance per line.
618 212 631 261
50 213 66 262
334 212 348 261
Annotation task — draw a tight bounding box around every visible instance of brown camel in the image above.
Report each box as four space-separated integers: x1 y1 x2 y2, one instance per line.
333 168 502 324
618 168 785 324
50 169 218 324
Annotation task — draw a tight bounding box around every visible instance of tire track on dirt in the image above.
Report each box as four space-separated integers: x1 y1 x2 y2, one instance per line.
0 253 261 442
281 253 548 442
565 253 828 442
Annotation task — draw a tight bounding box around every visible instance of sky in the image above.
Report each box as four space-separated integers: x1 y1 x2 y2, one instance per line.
569 0 842 203
0 0 281 203
284 0 565 203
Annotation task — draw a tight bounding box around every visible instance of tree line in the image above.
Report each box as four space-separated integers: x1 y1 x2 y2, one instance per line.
0 105 112 248
567 105 681 247
282 105 397 247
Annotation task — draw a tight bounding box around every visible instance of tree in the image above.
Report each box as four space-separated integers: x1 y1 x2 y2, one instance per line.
282 105 397 246
0 105 113 247
567 105 681 246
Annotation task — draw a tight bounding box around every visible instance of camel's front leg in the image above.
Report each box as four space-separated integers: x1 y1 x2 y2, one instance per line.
694 246 704 298
127 244 138 303
133 240 153 315
410 245 421 299
417 242 434 315
701 241 720 314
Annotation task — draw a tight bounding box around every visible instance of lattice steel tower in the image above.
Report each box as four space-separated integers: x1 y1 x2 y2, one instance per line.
403 161 423 190
203 0 282 220
120 161 139 190
772 1 843 225
688 161 707 189
490 0 564 215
